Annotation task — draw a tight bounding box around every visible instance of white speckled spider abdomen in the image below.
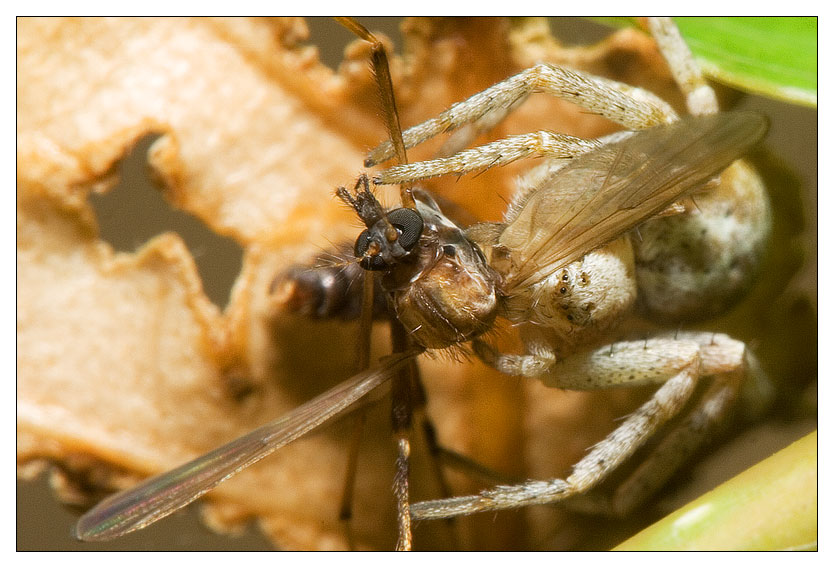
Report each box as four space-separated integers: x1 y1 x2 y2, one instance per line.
633 160 772 322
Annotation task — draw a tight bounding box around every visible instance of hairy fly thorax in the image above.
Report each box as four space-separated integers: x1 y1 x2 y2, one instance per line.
384 196 499 349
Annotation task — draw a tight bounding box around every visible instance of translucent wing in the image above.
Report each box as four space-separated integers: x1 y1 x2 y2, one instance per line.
75 351 415 542
499 111 768 291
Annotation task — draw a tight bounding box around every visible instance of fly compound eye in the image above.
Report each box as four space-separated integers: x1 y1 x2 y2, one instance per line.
354 229 372 258
360 255 389 271
386 208 423 251
354 230 388 271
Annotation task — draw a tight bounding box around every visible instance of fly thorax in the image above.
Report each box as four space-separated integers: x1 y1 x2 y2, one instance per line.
384 201 500 349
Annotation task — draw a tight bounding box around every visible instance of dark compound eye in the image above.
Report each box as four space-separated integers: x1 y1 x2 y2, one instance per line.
354 229 372 258
360 254 388 271
353 231 387 270
386 207 423 251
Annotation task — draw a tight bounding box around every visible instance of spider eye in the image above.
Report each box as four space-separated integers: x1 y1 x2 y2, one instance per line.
386 208 423 251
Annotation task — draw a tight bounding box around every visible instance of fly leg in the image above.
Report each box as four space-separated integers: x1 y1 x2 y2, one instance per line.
412 332 751 520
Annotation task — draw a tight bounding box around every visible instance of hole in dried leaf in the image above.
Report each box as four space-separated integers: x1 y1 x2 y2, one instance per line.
90 135 244 309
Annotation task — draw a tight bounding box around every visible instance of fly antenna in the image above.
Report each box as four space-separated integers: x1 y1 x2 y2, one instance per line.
334 17 416 209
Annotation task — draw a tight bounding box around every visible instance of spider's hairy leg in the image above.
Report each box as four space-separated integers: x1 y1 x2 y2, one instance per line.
600 332 768 516
368 61 680 174
647 17 719 116
375 132 603 186
412 332 752 520
610 369 741 515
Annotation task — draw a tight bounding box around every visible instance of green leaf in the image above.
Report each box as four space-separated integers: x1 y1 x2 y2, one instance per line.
674 17 816 108
614 431 818 551
591 17 817 107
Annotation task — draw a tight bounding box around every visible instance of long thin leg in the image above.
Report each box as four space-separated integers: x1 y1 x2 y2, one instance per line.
367 61 679 169
608 332 760 514
560 368 745 518
411 363 700 520
338 412 365 549
392 391 413 550
337 266 377 549
411 374 461 549
432 94 528 160
374 131 601 185
647 17 719 116
335 17 416 209
336 18 421 550
370 19 729 189
390 322 414 550
413 333 749 520
612 368 741 515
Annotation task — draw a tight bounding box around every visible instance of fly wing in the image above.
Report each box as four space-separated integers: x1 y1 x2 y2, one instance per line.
75 351 415 542
499 111 768 292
